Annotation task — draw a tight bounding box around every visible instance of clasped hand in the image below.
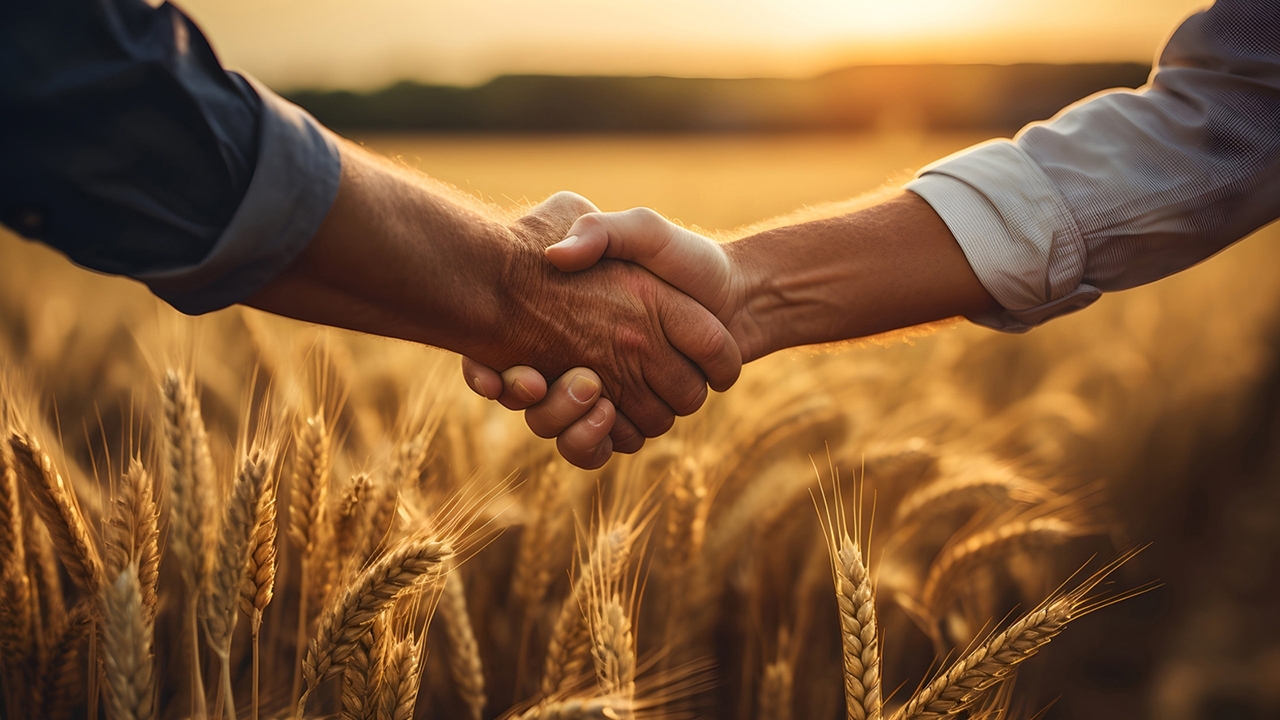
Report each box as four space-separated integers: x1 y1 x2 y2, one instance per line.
468 199 760 469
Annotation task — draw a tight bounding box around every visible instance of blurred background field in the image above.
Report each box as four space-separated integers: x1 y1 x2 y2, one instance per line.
4 127 1280 718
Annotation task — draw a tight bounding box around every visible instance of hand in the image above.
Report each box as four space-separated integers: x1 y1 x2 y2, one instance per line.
472 194 741 465
242 142 740 469
466 207 760 467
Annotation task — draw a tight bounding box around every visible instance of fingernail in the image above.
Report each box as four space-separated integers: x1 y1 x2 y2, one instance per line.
548 235 579 252
567 374 600 403
512 379 537 403
471 376 489 399
586 404 608 428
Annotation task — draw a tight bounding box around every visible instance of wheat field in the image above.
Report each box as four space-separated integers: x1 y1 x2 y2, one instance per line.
2 132 1279 720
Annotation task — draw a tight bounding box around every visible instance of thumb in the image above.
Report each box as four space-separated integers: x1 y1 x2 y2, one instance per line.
546 208 732 312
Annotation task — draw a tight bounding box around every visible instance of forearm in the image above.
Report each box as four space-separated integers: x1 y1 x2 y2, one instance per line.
245 139 514 358
729 191 998 358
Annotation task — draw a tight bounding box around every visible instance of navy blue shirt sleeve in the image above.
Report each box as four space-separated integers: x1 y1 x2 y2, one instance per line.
0 0 341 314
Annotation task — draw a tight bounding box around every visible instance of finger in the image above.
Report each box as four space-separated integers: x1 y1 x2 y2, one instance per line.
461 357 503 400
656 289 743 393
497 366 548 411
525 369 603 438
610 413 646 454
515 191 601 246
641 348 709 418
617 388 677 439
555 398 617 470
548 208 732 309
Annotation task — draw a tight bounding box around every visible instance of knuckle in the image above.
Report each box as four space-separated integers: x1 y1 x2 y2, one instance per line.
673 381 708 417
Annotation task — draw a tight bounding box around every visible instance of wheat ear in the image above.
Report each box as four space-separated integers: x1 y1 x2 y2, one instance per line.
377 634 422 720
512 462 569 611
340 610 388 720
289 411 331 704
104 459 160 623
542 523 633 697
335 472 371 560
299 532 452 713
589 596 636 699
162 370 213 720
920 517 1082 612
10 432 102 597
440 569 487 720
818 474 881 720
893 462 1047 527
206 452 270 719
896 557 1135 719
759 657 795 720
101 563 157 720
240 464 278 720
0 432 31 660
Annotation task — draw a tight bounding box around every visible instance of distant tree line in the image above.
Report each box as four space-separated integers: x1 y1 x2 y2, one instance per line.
286 63 1151 134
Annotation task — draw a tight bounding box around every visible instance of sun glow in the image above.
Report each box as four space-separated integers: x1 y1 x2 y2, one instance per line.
178 0 1210 89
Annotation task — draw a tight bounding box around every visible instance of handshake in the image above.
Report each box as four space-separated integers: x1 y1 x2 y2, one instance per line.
456 187 998 469
460 191 764 470
250 141 997 469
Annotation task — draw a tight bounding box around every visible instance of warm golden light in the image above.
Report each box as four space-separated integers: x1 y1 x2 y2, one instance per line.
179 0 1210 89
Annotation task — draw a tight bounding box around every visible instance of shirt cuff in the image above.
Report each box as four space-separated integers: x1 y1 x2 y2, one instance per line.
135 75 342 315
905 139 1100 333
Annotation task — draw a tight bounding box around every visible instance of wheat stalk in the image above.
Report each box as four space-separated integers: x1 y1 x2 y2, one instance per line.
0 432 31 661
9 432 103 598
440 569 487 720
299 532 453 714
101 563 157 720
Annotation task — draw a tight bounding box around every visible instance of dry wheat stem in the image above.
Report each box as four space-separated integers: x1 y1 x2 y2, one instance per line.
377 635 421 720
101 564 157 720
299 532 453 713
514 696 635 720
440 569 487 720
10 432 103 598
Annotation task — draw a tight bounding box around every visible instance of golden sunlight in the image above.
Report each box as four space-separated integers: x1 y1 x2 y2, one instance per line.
179 0 1210 89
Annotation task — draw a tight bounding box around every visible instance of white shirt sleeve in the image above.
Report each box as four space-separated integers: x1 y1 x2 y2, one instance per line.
906 0 1280 333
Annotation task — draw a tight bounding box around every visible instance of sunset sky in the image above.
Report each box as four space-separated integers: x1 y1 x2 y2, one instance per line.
177 0 1210 90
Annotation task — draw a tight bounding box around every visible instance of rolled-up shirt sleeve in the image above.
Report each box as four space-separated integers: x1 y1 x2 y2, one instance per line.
907 0 1280 333
0 0 341 314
